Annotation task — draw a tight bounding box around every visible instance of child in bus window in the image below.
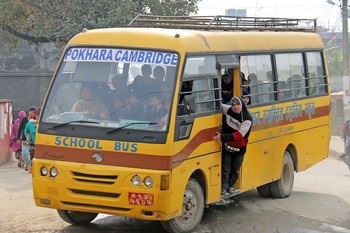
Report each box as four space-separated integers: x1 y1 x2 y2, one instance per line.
222 74 233 104
110 94 125 122
242 90 250 105
131 64 157 98
146 93 168 129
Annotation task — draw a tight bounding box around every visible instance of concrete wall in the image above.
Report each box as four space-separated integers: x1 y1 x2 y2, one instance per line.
0 73 53 115
0 40 61 115
0 41 61 73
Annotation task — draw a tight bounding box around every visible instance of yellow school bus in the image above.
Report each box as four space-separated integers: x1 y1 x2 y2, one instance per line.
32 15 330 233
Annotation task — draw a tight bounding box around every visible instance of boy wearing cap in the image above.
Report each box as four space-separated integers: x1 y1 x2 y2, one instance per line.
214 96 252 195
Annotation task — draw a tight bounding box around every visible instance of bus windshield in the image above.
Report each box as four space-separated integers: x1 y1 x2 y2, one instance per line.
41 47 178 132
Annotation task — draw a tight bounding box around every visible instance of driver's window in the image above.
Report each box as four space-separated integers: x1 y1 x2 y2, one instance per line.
178 55 220 116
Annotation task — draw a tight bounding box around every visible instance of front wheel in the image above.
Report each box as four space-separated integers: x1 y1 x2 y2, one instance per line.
161 178 205 233
57 210 98 225
269 151 294 198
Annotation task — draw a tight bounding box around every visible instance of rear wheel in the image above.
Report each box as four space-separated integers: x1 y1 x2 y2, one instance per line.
161 178 204 233
269 151 294 198
57 210 98 225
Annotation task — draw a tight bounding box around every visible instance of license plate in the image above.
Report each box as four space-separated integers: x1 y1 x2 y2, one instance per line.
128 192 154 206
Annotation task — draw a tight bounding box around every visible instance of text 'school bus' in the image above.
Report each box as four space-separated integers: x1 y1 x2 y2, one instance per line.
32 15 330 233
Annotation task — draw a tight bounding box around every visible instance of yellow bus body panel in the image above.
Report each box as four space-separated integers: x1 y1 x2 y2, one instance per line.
241 96 330 192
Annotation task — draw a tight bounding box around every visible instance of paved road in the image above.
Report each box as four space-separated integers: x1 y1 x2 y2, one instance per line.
0 136 349 233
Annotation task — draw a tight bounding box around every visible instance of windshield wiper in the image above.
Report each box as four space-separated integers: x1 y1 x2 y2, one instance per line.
52 120 100 129
107 122 157 135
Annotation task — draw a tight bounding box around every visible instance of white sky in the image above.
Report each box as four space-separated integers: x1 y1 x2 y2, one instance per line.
197 0 344 31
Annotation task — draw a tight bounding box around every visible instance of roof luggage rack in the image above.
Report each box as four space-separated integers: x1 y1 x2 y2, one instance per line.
129 15 317 32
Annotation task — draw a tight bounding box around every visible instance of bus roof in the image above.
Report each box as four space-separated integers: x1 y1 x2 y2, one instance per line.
68 16 323 53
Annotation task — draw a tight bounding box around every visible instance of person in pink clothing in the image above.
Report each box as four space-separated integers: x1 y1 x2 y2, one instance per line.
10 111 26 167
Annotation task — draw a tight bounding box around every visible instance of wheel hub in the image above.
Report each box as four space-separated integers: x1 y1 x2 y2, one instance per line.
185 201 193 211
182 191 196 220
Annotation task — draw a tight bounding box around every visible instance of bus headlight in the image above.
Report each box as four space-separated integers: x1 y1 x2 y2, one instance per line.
131 175 141 186
144 176 153 188
40 166 49 176
50 167 59 177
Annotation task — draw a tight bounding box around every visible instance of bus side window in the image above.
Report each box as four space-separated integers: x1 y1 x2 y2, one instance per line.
278 81 288 100
178 77 219 115
192 78 216 113
276 52 306 99
306 51 327 95
247 73 258 105
198 56 217 75
240 54 274 105
179 55 221 116
287 74 306 98
308 72 318 95
178 81 193 115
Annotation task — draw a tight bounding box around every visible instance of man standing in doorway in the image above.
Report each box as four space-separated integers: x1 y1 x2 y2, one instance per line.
214 96 252 195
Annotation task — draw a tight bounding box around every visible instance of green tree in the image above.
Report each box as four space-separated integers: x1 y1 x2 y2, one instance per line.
0 0 201 47
324 36 343 79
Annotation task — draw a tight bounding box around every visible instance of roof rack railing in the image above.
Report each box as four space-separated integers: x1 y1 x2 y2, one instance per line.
129 15 317 32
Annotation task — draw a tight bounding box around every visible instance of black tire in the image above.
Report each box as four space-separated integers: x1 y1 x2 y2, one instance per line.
57 210 98 226
161 178 205 233
257 183 272 198
269 151 294 198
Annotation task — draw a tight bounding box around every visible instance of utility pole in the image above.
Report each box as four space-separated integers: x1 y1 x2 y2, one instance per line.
342 0 350 120
327 0 350 120
326 0 349 75
343 0 349 77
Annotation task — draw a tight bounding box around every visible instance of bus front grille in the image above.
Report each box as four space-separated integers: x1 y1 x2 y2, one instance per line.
72 171 117 185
